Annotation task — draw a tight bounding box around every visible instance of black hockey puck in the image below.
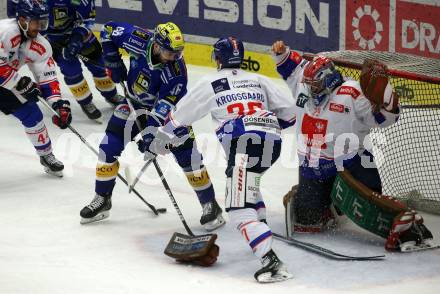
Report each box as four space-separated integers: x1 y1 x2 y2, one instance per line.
157 208 167 213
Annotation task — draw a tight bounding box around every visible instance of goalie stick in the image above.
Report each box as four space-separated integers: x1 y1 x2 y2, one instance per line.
272 232 385 261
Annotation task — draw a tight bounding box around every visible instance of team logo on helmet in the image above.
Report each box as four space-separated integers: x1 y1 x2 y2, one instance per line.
154 22 184 52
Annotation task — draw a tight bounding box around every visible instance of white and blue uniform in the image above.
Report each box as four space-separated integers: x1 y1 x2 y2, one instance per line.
274 47 400 227
163 67 296 259
0 18 61 156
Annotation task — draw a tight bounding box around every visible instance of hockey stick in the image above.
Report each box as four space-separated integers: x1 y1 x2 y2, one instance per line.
122 83 218 262
121 83 195 233
37 96 165 215
273 232 385 261
63 50 157 194
128 157 155 193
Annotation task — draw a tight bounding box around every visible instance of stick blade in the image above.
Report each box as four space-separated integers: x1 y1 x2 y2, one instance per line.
164 232 217 259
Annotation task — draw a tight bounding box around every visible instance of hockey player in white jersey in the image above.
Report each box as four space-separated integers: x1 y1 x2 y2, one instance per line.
0 0 72 177
146 37 296 283
272 40 434 252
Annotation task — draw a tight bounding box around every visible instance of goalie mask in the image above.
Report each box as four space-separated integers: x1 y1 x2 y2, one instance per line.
303 56 343 106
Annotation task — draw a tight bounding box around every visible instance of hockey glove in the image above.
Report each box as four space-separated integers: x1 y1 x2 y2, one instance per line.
52 99 72 129
62 33 84 60
103 52 127 83
271 40 287 55
360 59 399 112
137 128 172 157
13 76 41 102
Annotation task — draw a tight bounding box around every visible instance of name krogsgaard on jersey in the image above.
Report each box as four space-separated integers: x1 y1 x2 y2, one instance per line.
168 68 296 147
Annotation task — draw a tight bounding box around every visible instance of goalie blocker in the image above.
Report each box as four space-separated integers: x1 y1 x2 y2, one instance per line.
284 170 435 252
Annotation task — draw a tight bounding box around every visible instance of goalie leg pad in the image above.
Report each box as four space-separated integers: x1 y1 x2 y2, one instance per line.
332 170 435 251
331 171 399 238
284 184 336 235
286 173 335 233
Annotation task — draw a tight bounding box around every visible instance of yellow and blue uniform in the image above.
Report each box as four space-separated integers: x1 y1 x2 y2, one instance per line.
95 21 215 206
8 0 119 106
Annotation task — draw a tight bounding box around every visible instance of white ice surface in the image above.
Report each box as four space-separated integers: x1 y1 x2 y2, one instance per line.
1 64 439 294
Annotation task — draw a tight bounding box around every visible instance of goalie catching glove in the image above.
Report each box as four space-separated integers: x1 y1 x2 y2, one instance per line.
360 59 399 113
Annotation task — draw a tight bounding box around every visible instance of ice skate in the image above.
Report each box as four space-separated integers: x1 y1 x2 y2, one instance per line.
106 94 125 107
80 194 112 224
40 153 64 177
254 250 293 283
399 224 438 252
200 199 226 231
80 101 102 123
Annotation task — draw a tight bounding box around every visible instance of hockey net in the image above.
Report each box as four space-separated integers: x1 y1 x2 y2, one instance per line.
304 51 440 215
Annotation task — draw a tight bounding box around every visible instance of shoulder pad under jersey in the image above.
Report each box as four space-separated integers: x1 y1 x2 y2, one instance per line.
335 80 363 100
124 26 152 54
162 58 188 81
0 19 22 51
26 34 52 61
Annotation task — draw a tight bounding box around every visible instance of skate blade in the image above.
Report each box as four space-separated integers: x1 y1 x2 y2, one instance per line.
400 240 440 252
203 215 226 232
44 167 63 178
92 117 103 124
80 211 110 224
256 271 293 283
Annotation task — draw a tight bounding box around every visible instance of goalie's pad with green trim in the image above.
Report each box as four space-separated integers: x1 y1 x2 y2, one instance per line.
330 171 406 238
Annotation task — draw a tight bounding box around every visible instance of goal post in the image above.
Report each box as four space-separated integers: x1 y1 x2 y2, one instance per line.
304 51 440 215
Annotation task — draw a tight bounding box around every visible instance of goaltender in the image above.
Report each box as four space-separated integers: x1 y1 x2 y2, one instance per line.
272 40 435 252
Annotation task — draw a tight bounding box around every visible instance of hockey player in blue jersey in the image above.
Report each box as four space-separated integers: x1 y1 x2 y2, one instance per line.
8 0 124 122
1 0 72 177
79 22 225 231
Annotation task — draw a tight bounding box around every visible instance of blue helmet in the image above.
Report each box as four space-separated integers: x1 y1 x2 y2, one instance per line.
16 0 49 21
15 0 49 36
212 37 244 69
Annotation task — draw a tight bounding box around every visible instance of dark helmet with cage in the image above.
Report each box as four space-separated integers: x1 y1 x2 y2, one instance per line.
153 22 185 61
16 0 49 37
212 37 244 69
303 56 343 105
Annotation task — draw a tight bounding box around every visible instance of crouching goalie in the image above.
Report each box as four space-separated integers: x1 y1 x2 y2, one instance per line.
272 40 435 252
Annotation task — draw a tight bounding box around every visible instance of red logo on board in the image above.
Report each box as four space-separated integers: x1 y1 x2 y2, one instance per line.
346 1 389 51
395 1 440 59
